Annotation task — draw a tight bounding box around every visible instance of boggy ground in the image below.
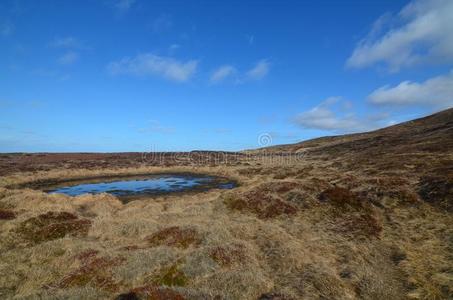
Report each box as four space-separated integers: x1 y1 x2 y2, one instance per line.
0 109 452 299
0 162 451 300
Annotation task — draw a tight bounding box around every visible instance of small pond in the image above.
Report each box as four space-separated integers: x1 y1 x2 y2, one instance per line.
45 173 237 202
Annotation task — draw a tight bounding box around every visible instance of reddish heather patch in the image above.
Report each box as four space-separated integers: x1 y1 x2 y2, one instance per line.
39 211 78 221
15 211 91 244
333 213 382 238
0 209 16 220
209 244 246 267
75 249 99 263
53 256 125 292
225 187 298 219
260 181 299 194
319 187 361 208
146 226 202 249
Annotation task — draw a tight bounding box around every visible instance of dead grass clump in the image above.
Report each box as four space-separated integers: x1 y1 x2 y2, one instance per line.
273 169 298 179
418 175 453 212
390 188 419 204
115 285 186 300
224 190 298 219
52 256 125 292
146 226 202 249
333 213 382 238
209 244 246 267
150 262 188 287
261 181 299 194
319 187 361 209
296 264 352 299
0 209 16 220
14 211 91 244
75 249 100 263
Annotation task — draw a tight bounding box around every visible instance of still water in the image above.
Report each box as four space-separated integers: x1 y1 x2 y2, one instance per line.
48 174 236 197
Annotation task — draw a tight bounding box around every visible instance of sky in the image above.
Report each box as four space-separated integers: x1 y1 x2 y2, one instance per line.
1 0 452 152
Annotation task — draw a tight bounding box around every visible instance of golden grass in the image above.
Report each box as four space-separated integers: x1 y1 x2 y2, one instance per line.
0 161 452 299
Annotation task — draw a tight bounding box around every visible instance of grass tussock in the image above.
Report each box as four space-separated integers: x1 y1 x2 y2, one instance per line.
146 226 202 249
0 154 452 299
14 211 91 245
418 174 453 212
51 255 125 292
150 261 188 287
224 182 299 219
209 243 247 267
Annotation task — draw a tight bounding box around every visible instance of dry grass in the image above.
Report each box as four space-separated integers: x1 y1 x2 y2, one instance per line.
0 137 452 300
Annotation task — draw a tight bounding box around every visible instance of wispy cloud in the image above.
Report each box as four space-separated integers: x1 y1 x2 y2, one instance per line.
169 44 181 53
57 51 79 65
50 36 88 66
152 14 173 33
0 21 13 37
347 0 453 71
50 36 88 50
107 53 198 82
138 120 175 134
368 70 453 109
246 34 255 45
113 0 136 14
293 97 391 133
210 65 237 83
246 59 270 80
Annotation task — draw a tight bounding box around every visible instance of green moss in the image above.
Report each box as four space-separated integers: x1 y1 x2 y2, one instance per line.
152 263 188 287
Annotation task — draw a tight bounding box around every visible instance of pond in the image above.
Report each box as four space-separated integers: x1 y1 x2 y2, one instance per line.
45 173 237 202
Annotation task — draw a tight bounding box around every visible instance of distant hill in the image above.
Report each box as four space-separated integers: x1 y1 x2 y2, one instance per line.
255 108 453 155
253 107 453 177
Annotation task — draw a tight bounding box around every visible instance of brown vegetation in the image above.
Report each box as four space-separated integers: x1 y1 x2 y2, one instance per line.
0 108 452 299
14 211 91 245
52 255 125 292
0 209 16 220
146 226 202 249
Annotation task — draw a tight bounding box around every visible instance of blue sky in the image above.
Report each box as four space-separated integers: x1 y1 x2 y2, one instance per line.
1 0 452 152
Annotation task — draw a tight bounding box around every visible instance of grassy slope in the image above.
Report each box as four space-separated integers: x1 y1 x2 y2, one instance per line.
0 109 452 299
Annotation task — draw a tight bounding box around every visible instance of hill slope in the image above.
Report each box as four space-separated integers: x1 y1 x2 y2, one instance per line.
259 107 453 177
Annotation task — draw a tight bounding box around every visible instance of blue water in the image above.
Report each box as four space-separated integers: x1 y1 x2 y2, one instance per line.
48 174 235 197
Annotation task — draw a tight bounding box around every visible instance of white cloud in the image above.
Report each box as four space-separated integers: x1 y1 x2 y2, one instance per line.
294 97 391 133
107 53 198 82
347 0 453 71
210 65 237 83
246 59 270 80
368 71 453 108
50 37 87 49
57 51 79 65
